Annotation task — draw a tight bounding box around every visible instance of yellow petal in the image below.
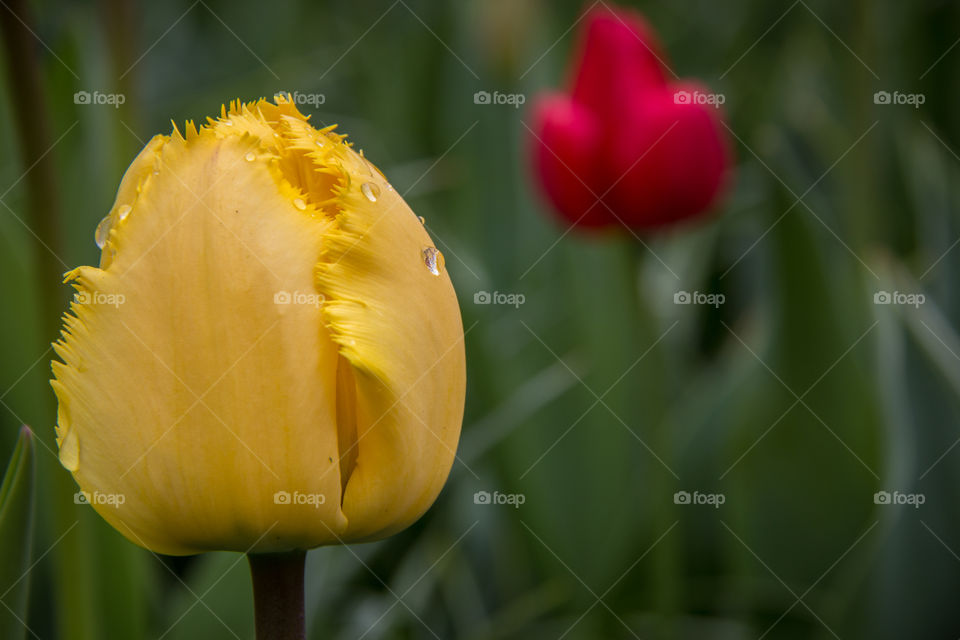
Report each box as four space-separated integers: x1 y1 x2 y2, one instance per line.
51 97 465 554
312 140 466 543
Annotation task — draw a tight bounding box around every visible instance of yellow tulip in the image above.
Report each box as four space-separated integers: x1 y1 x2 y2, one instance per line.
51 96 466 556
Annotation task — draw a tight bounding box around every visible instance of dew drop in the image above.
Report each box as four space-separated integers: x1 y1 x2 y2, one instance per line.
315 138 325 147
293 197 307 211
117 204 132 221
422 247 444 276
417 216 425 225
245 152 256 162
361 182 380 203
222 119 234 126
59 429 79 471
95 214 112 249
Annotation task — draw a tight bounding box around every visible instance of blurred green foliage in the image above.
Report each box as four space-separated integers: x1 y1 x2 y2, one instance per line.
2 0 960 638
0 426 35 640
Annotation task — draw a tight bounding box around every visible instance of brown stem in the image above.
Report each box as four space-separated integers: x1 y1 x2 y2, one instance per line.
248 550 307 640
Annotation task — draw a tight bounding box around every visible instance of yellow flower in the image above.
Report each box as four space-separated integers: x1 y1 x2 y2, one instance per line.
51 96 466 555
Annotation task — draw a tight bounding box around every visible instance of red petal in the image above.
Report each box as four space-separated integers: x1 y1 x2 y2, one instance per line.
570 6 669 121
529 94 613 228
606 83 730 229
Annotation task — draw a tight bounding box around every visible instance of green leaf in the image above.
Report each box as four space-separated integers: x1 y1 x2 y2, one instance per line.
163 552 253 640
722 188 883 633
844 258 960 638
0 426 36 640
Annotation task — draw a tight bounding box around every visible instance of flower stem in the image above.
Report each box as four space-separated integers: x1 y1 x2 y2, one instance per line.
248 550 307 640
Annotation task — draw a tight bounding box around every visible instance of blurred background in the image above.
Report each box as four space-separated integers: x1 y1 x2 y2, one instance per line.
1 0 960 638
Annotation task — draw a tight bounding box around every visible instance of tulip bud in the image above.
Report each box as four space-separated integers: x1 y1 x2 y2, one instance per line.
51 96 466 555
529 5 731 231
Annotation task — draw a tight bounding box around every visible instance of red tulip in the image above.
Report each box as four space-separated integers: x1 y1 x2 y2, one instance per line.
529 5 731 230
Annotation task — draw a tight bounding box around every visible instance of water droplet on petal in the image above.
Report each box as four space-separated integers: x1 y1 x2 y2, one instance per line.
245 152 256 162
315 138 325 147
117 204 132 221
59 429 79 471
95 214 112 249
293 198 307 211
361 182 380 203
422 247 444 276
222 119 234 126
418 216 425 225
